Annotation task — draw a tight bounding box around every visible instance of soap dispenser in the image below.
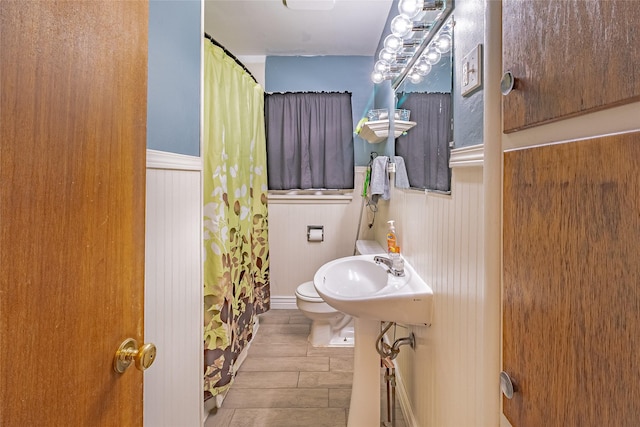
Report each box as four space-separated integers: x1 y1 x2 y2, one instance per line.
386 220 404 273
386 220 397 254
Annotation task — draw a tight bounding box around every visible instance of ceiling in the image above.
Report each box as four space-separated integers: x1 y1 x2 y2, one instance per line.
204 0 394 57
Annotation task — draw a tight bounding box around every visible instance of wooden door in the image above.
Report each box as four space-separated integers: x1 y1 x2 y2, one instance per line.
0 1 148 425
502 0 640 133
503 132 640 426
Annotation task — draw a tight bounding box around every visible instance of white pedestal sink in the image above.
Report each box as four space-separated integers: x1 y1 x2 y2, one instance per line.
313 255 433 326
348 317 383 427
313 255 433 426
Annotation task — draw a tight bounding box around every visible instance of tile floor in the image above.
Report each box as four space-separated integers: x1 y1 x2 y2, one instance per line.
204 309 406 427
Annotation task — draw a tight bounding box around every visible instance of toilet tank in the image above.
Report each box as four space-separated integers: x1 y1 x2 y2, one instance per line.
355 240 385 255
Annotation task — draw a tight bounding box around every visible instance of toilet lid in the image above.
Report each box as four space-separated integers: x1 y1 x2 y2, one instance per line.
296 281 323 301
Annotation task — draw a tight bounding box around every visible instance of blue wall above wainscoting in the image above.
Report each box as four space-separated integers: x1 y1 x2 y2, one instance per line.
265 56 380 166
452 0 485 147
147 0 201 157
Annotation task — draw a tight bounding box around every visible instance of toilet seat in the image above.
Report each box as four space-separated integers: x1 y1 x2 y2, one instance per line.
295 281 323 302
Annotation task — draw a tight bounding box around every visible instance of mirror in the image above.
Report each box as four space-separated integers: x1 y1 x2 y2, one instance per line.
393 10 454 192
391 0 454 90
364 1 455 187
394 16 453 94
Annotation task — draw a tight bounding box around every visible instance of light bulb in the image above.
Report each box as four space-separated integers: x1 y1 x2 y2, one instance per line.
424 48 441 65
374 60 389 73
414 59 431 76
435 34 452 53
390 15 414 39
398 0 423 19
383 34 404 54
371 71 385 84
408 71 424 84
379 49 396 63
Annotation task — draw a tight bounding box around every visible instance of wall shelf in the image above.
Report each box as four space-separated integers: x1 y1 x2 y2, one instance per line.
358 120 417 144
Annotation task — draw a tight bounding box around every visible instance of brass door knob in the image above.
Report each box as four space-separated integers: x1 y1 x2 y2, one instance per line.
113 338 157 373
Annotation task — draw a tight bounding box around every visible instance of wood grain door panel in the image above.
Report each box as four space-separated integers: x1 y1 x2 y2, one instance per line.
502 0 640 133
503 132 640 426
0 1 147 425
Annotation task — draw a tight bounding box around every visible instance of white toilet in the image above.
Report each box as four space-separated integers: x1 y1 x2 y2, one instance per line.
295 239 385 347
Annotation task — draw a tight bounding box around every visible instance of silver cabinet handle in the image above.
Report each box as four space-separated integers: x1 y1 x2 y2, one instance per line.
500 371 515 399
501 71 516 95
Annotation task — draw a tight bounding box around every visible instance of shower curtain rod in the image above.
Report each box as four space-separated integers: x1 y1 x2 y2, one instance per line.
204 33 258 84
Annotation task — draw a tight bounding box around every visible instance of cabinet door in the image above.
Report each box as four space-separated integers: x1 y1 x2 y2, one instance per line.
502 0 640 133
503 132 640 426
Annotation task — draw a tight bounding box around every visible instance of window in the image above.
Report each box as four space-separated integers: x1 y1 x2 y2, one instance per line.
265 92 354 190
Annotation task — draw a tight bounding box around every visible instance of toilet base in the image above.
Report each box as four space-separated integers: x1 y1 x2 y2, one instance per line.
308 322 355 348
296 290 355 347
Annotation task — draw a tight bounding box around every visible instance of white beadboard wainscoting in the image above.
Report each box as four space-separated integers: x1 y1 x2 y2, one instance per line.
144 150 203 427
267 167 374 308
374 146 500 427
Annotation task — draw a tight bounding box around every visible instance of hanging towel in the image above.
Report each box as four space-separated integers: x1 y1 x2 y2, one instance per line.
393 156 410 189
369 155 390 202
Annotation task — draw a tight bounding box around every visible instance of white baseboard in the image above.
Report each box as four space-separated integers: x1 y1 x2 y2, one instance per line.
270 296 298 310
394 360 420 427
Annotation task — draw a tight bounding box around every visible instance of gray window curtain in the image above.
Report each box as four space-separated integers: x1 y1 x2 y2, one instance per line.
396 92 452 191
265 92 354 190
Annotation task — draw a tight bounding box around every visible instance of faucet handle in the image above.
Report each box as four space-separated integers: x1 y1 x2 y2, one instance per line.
392 256 404 273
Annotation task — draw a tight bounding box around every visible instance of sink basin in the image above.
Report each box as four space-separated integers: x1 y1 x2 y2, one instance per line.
313 254 433 326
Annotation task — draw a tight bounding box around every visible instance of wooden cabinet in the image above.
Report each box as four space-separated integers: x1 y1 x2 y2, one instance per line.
503 133 640 426
502 1 640 425
502 0 640 133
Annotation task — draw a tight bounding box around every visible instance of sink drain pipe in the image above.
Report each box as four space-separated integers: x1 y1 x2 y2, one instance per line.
382 357 396 427
376 322 415 427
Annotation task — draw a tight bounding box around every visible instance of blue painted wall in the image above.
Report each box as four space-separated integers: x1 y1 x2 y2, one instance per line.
147 0 201 156
265 56 378 166
451 0 485 147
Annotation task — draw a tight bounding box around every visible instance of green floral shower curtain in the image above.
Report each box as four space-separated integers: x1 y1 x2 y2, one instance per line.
202 40 270 400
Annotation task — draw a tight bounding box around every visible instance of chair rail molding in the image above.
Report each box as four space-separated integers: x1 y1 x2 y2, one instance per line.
449 144 484 168
147 149 203 171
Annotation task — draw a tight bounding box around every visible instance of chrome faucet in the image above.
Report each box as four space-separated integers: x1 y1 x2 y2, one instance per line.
374 255 405 277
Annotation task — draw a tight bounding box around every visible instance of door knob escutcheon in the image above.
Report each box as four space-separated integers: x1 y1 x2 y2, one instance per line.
113 338 157 373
